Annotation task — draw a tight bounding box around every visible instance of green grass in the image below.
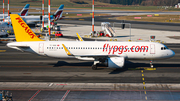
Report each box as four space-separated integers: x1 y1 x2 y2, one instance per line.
0 0 180 11
116 14 180 23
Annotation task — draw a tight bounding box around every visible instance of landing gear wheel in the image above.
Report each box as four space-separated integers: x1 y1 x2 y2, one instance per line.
92 65 97 70
150 65 153 68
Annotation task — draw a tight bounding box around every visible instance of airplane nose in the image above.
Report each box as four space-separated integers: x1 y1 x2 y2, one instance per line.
171 50 175 57
163 49 175 58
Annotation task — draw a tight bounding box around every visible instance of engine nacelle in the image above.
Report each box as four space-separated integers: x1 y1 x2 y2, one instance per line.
107 57 125 68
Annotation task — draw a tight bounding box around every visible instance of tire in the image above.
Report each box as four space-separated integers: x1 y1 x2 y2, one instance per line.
92 65 97 70
151 65 153 68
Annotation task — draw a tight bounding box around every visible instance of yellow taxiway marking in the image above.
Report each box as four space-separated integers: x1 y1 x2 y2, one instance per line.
141 70 147 100
0 50 6 52
79 19 84 21
144 68 156 70
128 68 156 71
143 82 145 85
145 96 147 100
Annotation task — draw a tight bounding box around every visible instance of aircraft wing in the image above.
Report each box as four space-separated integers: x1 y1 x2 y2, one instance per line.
62 44 119 58
76 55 118 58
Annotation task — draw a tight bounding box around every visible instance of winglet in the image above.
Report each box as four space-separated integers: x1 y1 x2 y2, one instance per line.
10 14 44 42
62 44 73 56
76 33 84 41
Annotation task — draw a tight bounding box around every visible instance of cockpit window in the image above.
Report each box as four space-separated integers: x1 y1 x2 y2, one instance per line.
161 46 168 50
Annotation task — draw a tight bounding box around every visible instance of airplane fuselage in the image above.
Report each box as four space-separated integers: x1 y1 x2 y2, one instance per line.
7 41 175 60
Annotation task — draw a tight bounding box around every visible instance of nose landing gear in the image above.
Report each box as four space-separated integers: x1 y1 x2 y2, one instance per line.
150 60 153 68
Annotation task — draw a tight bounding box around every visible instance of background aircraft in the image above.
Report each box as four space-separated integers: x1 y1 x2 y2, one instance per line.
18 4 30 16
0 4 30 20
9 4 64 26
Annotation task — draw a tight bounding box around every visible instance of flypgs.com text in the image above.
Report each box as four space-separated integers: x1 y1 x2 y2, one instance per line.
103 44 149 54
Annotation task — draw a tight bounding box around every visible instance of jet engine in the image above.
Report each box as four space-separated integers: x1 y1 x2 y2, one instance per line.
105 57 125 68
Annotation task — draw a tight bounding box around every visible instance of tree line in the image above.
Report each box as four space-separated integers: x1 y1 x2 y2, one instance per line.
95 0 180 6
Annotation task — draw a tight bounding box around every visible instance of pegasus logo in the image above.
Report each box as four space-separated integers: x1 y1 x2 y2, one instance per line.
15 17 35 39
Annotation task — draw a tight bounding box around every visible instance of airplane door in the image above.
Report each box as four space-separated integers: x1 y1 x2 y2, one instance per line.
150 44 155 54
39 43 44 53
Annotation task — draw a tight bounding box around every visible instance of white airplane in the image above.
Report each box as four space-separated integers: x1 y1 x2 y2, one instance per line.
5 5 64 25
0 22 13 37
0 22 13 30
0 4 30 20
7 14 175 70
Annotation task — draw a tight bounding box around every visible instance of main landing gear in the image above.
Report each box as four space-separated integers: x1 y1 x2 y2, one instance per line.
150 60 153 68
92 65 97 70
92 60 99 70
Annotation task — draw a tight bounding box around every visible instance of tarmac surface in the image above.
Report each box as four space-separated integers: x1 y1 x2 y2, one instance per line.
0 43 180 83
0 41 180 100
51 23 180 43
1 89 180 101
60 16 180 32
1 19 180 100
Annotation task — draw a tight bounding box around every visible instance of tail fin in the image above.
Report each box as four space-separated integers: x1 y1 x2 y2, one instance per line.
10 14 44 42
19 4 30 16
53 4 64 21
